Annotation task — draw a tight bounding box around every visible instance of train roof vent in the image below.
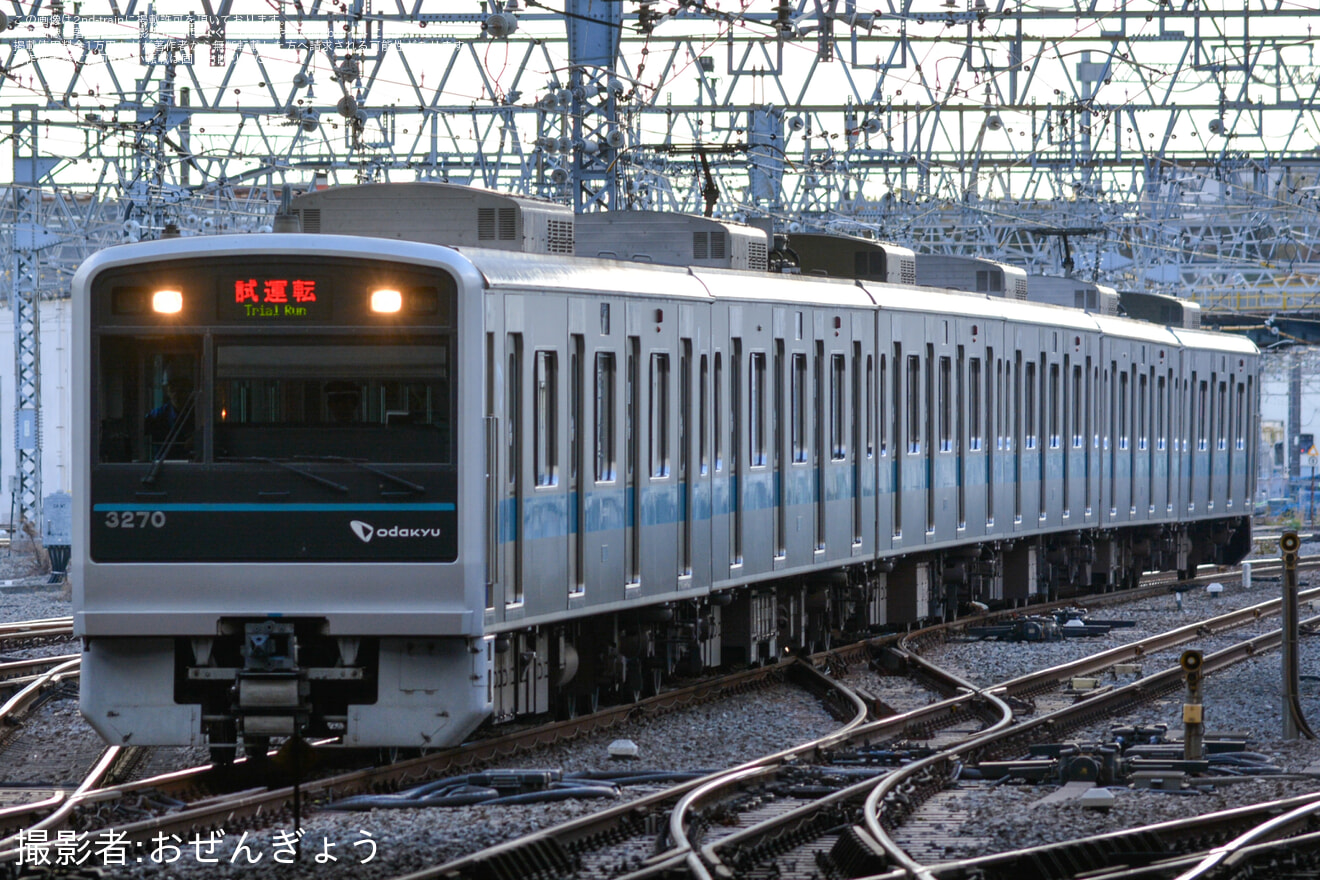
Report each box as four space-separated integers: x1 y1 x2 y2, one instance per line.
547 218 575 254
747 239 768 271
576 211 769 271
289 182 573 253
916 254 1028 299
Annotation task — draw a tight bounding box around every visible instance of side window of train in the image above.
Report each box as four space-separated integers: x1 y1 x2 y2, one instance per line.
594 352 616 482
831 353 846 460
750 351 766 467
1024 361 1037 450
906 354 920 454
791 352 808 463
98 339 201 464
969 357 982 452
714 351 723 473
650 352 670 479
534 351 558 487
938 356 952 453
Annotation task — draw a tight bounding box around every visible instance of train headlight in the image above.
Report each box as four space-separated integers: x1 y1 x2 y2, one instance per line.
152 289 183 314
370 288 402 313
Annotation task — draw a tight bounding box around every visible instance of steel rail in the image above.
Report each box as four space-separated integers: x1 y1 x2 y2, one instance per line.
859 614 1320 878
859 791 1320 880
401 660 869 880
687 585 1317 879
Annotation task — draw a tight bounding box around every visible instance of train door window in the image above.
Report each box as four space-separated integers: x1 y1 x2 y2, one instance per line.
926 345 936 533
507 336 522 488
571 336 585 593
1024 361 1037 450
1137 372 1148 452
627 336 640 584
650 352 670 479
570 338 582 485
731 340 743 565
1156 375 1167 451
1235 380 1245 451
906 354 921 454
969 357 982 452
1197 379 1208 451
866 353 876 458
1068 364 1080 448
791 352 808 463
680 343 691 482
486 333 497 610
699 352 709 475
878 353 888 457
681 341 693 575
831 353 847 460
1049 363 1060 449
775 341 786 557
750 351 766 467
1118 370 1129 451
938 356 952 453
714 352 723 473
595 353 616 482
534 351 558 487
853 343 864 544
1217 380 1227 451
508 334 524 603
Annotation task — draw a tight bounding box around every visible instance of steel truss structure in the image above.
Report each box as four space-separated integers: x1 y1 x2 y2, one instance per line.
3 0 1320 525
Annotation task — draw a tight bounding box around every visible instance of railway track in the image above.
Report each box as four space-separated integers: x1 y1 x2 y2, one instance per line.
397 566 1315 880
0 557 1304 875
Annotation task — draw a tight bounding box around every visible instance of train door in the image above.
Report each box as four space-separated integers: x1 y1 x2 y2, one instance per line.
875 309 894 552
584 299 625 606
639 301 679 595
892 312 926 548
739 307 775 578
710 306 732 586
1192 366 1210 515
484 300 503 620
1211 367 1228 512
521 299 570 617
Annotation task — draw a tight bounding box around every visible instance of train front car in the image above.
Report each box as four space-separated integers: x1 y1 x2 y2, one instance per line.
72 236 489 755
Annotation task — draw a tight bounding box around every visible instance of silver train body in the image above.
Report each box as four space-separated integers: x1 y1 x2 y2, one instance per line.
73 234 1258 750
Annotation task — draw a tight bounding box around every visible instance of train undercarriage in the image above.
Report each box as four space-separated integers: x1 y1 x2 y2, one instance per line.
487 516 1253 722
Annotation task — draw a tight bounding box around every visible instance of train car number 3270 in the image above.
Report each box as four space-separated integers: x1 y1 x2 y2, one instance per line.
104 511 167 529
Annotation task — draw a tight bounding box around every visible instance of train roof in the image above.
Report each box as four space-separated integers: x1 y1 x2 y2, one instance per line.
464 247 712 300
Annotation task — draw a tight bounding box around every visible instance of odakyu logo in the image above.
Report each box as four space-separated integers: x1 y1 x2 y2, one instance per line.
350 520 442 543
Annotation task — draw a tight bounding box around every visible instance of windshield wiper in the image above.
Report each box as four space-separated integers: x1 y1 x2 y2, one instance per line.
219 456 349 494
141 391 197 487
295 455 426 494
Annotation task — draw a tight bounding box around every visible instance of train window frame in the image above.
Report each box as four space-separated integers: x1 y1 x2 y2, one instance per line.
749 351 766 468
1118 369 1129 452
95 337 204 465
938 355 953 454
594 352 616 483
791 352 808 464
1138 371 1149 452
650 351 670 479
831 352 847 461
906 354 920 455
866 353 876 459
714 351 723 473
1024 360 1037 451
534 350 558 488
1048 362 1060 450
968 357 982 453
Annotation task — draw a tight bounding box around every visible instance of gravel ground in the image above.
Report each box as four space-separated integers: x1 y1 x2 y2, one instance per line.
94 684 841 879
899 562 1320 863
924 571 1303 688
